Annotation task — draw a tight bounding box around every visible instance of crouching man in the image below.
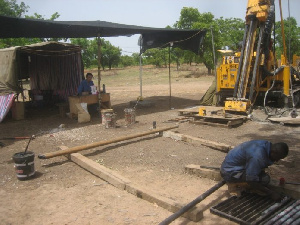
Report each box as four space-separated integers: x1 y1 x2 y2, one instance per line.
220 140 289 201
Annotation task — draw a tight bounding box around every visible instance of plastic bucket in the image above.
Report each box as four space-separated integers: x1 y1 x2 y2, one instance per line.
104 112 116 128
124 108 135 126
12 151 35 180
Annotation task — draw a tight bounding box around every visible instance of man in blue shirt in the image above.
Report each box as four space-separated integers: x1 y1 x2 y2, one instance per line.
220 140 289 200
78 73 94 95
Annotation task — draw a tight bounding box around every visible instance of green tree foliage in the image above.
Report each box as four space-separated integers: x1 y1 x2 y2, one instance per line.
120 55 135 67
70 38 121 70
173 7 245 74
215 17 245 51
143 48 169 67
0 0 28 17
175 9 218 74
275 17 300 60
0 0 61 48
101 39 122 70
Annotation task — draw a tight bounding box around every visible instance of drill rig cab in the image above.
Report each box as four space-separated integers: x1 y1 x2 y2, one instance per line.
216 0 300 114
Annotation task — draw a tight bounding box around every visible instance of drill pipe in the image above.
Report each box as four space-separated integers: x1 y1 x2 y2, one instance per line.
38 125 178 159
159 180 226 225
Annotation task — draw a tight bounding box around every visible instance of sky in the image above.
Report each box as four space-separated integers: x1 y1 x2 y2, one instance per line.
16 0 300 55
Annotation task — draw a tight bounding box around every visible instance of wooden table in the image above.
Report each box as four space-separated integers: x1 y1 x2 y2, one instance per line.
68 93 111 117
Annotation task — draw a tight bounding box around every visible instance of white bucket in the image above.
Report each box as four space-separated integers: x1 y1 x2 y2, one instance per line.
103 112 116 129
101 109 114 125
124 108 135 126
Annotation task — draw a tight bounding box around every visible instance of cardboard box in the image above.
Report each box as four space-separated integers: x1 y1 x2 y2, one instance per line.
12 102 25 120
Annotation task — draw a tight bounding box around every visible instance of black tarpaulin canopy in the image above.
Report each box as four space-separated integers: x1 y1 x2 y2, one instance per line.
0 15 206 54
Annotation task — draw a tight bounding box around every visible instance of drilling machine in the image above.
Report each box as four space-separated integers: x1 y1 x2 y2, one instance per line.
216 0 300 114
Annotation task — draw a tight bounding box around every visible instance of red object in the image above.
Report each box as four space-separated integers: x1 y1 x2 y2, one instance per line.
279 177 285 185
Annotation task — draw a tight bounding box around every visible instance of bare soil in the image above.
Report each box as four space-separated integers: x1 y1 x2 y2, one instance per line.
0 67 299 225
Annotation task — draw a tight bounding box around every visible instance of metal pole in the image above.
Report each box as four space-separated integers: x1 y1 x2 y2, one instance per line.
159 180 226 225
139 45 143 99
210 26 217 81
97 34 102 109
168 43 172 109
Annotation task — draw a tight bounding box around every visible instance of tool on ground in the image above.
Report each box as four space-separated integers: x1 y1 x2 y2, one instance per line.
159 180 226 225
279 177 300 185
38 125 179 159
0 135 35 140
200 165 220 170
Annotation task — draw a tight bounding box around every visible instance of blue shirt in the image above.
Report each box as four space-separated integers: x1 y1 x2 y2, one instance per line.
221 140 274 182
78 79 94 95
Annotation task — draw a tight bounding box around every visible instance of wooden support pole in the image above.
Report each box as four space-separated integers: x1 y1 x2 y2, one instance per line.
38 125 178 159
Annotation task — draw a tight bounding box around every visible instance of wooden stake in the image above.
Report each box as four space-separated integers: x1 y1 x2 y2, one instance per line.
38 125 178 159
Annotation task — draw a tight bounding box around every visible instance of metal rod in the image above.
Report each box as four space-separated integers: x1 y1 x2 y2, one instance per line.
24 135 35 154
38 125 178 159
249 24 264 102
159 180 225 225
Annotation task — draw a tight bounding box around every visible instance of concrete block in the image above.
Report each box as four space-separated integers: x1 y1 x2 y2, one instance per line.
185 164 222 181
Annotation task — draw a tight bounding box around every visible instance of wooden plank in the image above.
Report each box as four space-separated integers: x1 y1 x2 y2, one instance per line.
163 131 233 152
64 151 204 222
268 117 300 125
185 164 222 181
227 118 244 128
190 120 229 128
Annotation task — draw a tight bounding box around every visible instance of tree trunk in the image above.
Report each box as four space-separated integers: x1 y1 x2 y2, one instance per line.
208 68 212 75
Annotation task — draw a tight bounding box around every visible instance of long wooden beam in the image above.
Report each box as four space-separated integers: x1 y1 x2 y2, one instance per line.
38 125 178 159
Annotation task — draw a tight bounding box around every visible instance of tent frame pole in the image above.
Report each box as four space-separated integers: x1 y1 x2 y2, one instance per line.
97 34 102 109
139 45 143 99
168 43 172 109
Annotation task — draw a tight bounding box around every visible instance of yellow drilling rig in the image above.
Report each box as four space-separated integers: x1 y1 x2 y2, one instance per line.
216 0 300 114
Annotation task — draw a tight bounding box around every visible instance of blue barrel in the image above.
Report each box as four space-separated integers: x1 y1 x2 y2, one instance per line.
13 151 35 180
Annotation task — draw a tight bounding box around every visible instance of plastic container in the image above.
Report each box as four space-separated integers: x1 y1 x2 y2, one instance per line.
12 151 35 180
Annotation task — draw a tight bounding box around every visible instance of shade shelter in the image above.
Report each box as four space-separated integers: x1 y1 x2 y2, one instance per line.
0 15 206 120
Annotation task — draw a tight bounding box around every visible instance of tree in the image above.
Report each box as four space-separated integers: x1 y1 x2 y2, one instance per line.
101 40 122 70
0 0 28 17
70 38 122 70
174 8 245 74
215 17 245 51
0 0 61 48
174 7 200 29
275 17 300 60
120 55 135 67
143 48 168 67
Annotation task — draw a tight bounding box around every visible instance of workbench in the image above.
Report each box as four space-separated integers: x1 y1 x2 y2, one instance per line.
68 93 111 117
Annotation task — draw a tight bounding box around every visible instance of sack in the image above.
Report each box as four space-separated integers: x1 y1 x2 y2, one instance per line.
76 103 90 123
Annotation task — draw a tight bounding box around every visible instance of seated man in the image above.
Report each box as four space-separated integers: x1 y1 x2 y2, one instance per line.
220 140 289 201
78 73 94 95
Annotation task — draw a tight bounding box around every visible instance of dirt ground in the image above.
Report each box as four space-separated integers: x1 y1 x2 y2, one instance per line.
0 70 300 225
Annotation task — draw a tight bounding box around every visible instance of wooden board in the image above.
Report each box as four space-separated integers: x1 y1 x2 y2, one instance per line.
268 116 300 125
